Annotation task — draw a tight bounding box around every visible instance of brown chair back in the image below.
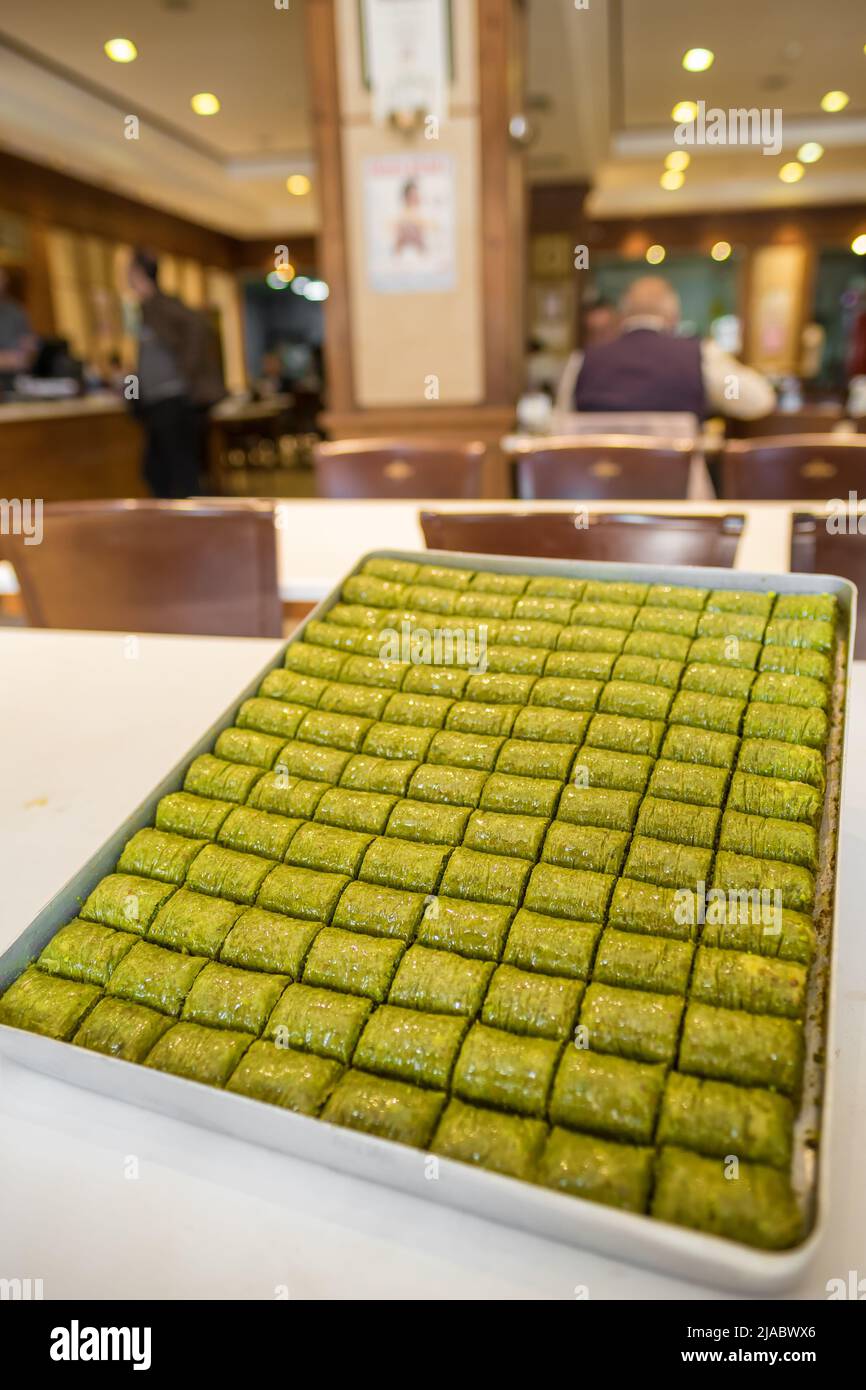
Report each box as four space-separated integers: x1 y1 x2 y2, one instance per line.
420 510 744 567
790 511 864 657
2 500 282 636
513 436 693 500
719 436 866 500
313 438 486 499
727 406 843 438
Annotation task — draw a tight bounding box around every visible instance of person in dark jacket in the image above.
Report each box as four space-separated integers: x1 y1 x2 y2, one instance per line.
127 249 225 497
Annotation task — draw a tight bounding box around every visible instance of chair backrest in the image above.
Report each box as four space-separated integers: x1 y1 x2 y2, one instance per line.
727 406 843 438
1 500 282 636
719 435 866 500
549 410 699 442
420 510 744 567
513 435 693 501
790 511 864 657
313 438 487 499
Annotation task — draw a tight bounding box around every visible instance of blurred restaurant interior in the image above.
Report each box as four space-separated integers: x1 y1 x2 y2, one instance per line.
1 0 866 644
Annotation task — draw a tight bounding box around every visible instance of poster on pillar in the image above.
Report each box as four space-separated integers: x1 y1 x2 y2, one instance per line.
363 152 457 294
360 0 452 126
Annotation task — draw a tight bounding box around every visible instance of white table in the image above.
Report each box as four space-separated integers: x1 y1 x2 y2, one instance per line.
1 630 864 1300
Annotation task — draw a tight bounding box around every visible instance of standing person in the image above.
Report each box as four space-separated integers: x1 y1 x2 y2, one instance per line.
127 249 225 498
0 267 37 391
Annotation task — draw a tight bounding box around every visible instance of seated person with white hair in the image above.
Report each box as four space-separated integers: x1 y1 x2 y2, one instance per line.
561 276 775 421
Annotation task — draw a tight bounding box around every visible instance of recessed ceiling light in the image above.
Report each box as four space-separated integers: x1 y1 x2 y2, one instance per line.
665 151 691 172
683 48 714 72
104 38 137 63
191 92 220 116
286 174 311 196
303 280 329 302
646 244 666 265
290 276 310 296
274 264 295 282
779 161 805 183
711 241 732 261
660 170 685 190
671 100 699 123
797 142 824 163
852 234 866 256
820 90 849 112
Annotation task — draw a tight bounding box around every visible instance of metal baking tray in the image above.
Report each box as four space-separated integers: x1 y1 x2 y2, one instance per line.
0 550 856 1293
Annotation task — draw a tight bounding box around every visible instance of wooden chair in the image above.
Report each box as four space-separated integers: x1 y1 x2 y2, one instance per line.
790 511 864 657
512 436 694 501
313 438 486 499
1 499 282 636
420 510 744 568
726 406 843 438
719 436 866 500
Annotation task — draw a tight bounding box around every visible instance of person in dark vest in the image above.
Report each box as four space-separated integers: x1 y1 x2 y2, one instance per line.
572 276 774 421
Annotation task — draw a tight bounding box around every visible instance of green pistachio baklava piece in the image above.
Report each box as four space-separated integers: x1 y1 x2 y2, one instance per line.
286 822 373 877
265 982 372 1061
742 701 828 750
80 873 175 933
495 737 577 780
322 1070 445 1148
773 592 837 625
481 964 584 1040
463 810 549 861
712 849 815 914
186 844 272 905
226 1040 342 1114
340 654 410 689
215 727 288 770
697 610 767 642
646 759 729 808
237 697 307 740
550 1047 665 1144
274 740 352 784
465 671 537 705
511 706 590 747
611 654 683 689
298 709 374 753
571 601 638 631
546 649 617 681
257 865 349 922
575 745 653 793
362 721 439 763
359 557 420 585
679 1002 804 1095
529 676 601 712
479 772 561 817
182 962 287 1034
737 737 825 789
404 583 458 615
431 1099 546 1181
446 701 521 738
318 682 393 721
38 920 136 986
331 881 426 942
247 772 330 820
524 863 614 923
340 754 418 796
484 644 550 676
687 636 762 670
624 835 713 891
407 763 488 808
401 664 469 699
439 847 530 908
452 1023 561 1117
145 1021 252 1087
341 572 409 608
700 907 816 967
644 583 705 611
380 691 452 730
258 668 328 707
73 997 173 1062
669 690 745 735
353 1004 468 1089
598 680 673 721
584 580 649 607
542 821 629 876
183 754 264 804
454 591 516 620
764 617 834 653
155 792 233 841
360 836 450 895
634 606 700 639
608 877 700 942
117 828 205 885
658 1072 793 1168
750 671 829 712
623 629 692 662
386 799 470 846
661 724 738 768
284 640 347 679
525 575 586 600
707 588 775 617
495 618 562 650
635 796 720 849
758 644 832 682
719 809 818 870
220 908 320 977
0 967 101 1040
557 785 640 832
585 712 665 758
557 624 628 655
580 983 683 1065
427 729 504 771
388 945 494 1018
315 786 397 835
651 1146 801 1250
513 594 574 624
680 662 756 700
690 947 808 1019
539 1129 654 1213
503 910 601 980
108 940 208 1015
593 928 694 996
218 807 301 861
420 563 475 589
302 927 404 1001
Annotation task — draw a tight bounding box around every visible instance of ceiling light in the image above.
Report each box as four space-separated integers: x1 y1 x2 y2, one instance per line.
660 170 685 190
820 90 849 112
290 276 310 296
779 161 805 183
711 241 732 261
671 100 699 123
852 235 866 256
682 48 714 72
303 280 329 301
286 174 311 196
191 93 220 116
274 264 295 282
665 151 691 172
265 271 290 291
104 38 137 63
646 244 666 265
797 142 824 163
